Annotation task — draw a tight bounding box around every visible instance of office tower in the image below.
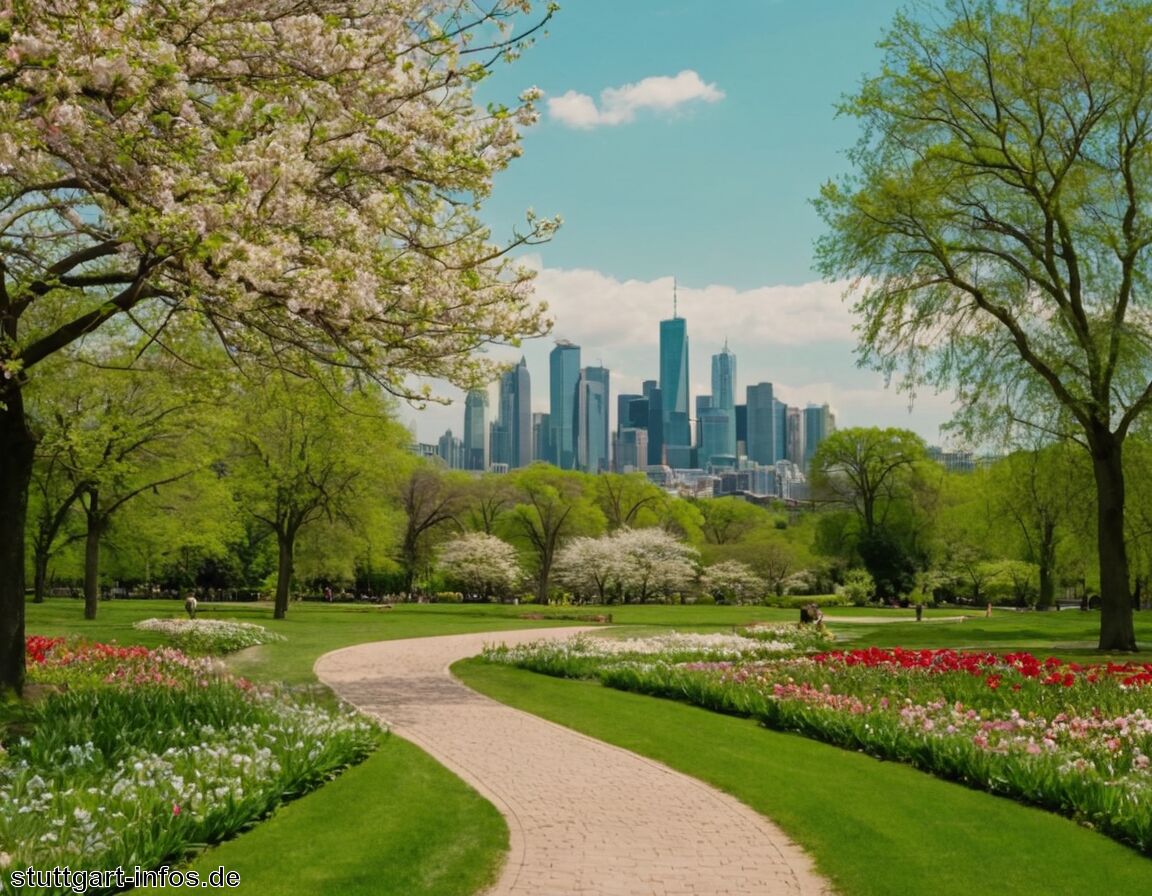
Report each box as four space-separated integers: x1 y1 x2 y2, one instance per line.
463 388 488 471
617 393 642 431
711 341 737 409
786 406 804 464
615 427 649 472
774 398 788 464
577 365 610 473
494 357 531 469
735 403 747 456
746 383 779 466
803 403 836 470
437 430 464 469
549 340 581 469
533 412 551 464
644 380 664 465
695 394 713 444
659 314 691 450
626 395 649 429
709 341 737 459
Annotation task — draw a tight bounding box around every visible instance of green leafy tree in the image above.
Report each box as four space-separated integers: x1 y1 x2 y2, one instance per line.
693 497 767 545
992 443 1090 608
594 473 669 531
503 467 604 603
810 427 932 597
815 0 1152 649
396 467 468 594
28 361 211 618
231 373 404 618
0 0 556 694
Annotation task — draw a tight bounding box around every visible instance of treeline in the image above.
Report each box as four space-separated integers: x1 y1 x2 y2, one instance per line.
24 360 1148 612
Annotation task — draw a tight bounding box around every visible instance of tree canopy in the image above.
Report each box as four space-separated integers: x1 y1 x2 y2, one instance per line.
815 0 1152 649
0 0 558 694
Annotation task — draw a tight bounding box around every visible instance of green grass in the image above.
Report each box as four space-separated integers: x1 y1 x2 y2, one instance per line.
454 657 1152 896
158 734 507 896
24 597 1152 895
24 597 600 683
22 598 589 894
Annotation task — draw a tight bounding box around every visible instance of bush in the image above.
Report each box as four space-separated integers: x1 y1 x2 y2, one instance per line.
838 569 877 607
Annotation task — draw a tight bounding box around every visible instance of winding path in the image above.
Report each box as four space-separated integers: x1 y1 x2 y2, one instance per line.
315 628 834 896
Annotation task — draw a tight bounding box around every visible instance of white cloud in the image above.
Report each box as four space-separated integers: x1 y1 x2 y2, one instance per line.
548 70 725 129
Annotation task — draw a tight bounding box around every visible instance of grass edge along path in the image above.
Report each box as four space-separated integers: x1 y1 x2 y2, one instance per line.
157 733 508 896
453 658 1152 896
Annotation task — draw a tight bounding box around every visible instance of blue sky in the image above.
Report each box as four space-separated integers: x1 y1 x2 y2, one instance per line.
410 0 962 448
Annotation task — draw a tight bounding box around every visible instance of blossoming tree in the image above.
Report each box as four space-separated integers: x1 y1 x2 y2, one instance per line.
0 0 559 694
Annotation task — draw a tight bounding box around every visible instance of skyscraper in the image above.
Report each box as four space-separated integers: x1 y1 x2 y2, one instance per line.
803 403 836 470
643 380 664 466
746 383 779 466
549 340 581 469
709 341 737 459
462 388 488 471
659 313 691 451
786 405 804 464
492 357 532 469
577 365 610 473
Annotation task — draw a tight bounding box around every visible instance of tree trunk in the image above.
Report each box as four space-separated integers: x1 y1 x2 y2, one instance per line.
1037 522 1056 611
274 532 294 620
83 490 103 620
1091 434 1137 651
0 391 36 697
33 551 49 605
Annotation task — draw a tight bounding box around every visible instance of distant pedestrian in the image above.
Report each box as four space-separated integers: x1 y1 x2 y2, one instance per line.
324 586 333 603
184 594 198 619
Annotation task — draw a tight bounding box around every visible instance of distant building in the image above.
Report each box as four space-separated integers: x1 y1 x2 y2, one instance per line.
746 383 779 466
491 357 532 469
533 412 552 464
462 388 488 471
437 430 464 469
659 314 691 452
615 427 649 472
549 340 581 469
577 365 610 473
786 406 804 465
803 403 836 471
710 341 737 458
644 380 664 466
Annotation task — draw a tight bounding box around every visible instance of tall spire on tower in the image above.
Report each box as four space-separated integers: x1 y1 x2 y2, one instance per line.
673 276 678 319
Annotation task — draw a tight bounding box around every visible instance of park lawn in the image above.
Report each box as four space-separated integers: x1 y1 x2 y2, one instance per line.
454 657 1152 896
23 598 1152 896
23 598 601 683
161 734 507 896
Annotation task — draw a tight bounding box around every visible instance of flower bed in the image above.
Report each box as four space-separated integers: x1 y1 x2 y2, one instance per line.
133 618 286 654
484 640 1152 853
3 637 378 895
483 626 832 679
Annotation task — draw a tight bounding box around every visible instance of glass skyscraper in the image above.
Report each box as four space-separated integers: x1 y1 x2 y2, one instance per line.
708 341 737 460
549 340 581 470
576 365 610 473
462 388 488 471
492 357 531 469
659 316 690 451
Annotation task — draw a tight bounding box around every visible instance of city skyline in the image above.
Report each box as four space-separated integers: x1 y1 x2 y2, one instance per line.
409 1 963 446
429 310 842 475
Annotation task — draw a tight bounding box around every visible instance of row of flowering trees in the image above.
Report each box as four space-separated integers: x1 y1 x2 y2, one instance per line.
436 527 769 604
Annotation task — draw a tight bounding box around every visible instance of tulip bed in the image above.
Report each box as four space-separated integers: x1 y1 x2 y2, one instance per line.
484 637 1152 854
2 637 379 895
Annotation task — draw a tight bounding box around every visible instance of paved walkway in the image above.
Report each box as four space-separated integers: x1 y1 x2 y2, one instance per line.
315 628 834 896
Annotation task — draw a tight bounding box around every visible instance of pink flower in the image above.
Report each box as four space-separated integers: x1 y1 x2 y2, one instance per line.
172 804 181 816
